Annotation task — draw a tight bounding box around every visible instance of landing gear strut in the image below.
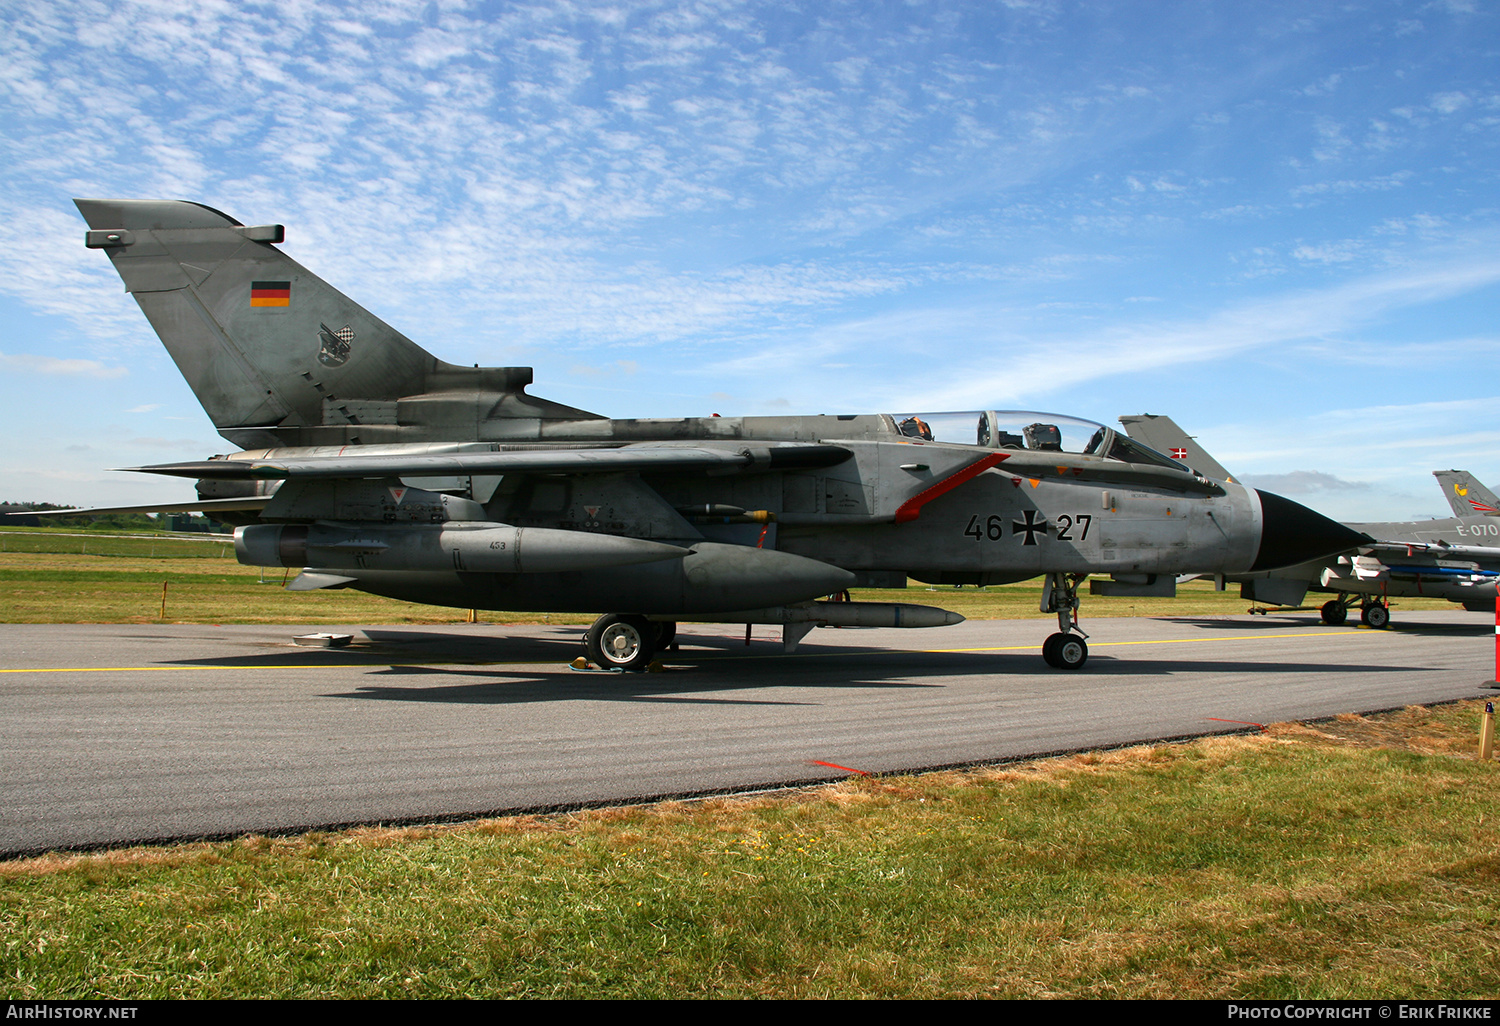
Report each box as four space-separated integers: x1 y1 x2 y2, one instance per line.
1039 572 1089 670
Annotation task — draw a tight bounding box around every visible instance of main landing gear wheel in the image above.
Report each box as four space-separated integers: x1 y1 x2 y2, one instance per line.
1042 632 1088 670
1320 601 1348 626
585 613 657 671
653 620 677 651
1361 603 1390 629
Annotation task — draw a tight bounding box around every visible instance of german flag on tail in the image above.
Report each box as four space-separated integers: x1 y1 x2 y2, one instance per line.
250 281 291 307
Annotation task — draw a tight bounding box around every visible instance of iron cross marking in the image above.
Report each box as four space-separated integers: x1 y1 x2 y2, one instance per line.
1012 509 1050 545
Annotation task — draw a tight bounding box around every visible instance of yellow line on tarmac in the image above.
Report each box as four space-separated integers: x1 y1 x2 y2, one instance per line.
0 661 529 674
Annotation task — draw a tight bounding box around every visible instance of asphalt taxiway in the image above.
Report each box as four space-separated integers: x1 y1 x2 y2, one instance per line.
0 611 1492 856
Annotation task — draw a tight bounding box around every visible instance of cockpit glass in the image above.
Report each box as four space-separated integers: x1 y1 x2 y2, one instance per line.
888 410 1190 473
892 411 1106 453
1104 434 1191 472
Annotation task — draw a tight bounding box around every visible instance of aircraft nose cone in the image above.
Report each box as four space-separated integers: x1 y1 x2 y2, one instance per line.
1251 489 1371 572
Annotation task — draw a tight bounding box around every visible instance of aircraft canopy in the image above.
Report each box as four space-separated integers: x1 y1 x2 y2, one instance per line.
890 410 1190 473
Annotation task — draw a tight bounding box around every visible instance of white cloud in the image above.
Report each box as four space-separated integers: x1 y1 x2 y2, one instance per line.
813 243 1500 413
1 352 127 378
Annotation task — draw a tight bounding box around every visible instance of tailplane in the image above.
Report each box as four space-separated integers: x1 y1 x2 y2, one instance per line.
75 199 594 449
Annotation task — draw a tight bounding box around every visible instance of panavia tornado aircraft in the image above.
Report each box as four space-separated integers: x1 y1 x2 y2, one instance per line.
60 199 1366 670
1122 414 1500 627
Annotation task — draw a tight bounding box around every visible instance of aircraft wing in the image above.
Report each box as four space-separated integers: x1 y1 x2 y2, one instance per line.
122 443 854 481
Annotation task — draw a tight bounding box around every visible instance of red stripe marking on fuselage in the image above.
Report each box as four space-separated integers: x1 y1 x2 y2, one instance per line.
893 452 1009 524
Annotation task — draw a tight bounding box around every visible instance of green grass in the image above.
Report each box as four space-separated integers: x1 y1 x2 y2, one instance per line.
0 542 1461 625
3 701 1497 998
0 526 231 557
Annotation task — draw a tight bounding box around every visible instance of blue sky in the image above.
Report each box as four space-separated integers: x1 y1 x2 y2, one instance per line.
1 0 1496 521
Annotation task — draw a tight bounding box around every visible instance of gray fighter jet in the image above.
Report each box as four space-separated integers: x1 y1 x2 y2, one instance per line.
61 199 1366 670
1122 414 1500 627
1434 470 1500 518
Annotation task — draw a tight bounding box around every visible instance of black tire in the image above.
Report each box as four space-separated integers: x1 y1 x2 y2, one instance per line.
653 620 677 651
1043 632 1086 669
1320 601 1348 626
1053 633 1088 670
585 613 657 671
1042 632 1062 667
1362 603 1390 629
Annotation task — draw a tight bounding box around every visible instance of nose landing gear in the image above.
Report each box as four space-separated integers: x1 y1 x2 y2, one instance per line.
1040 572 1089 669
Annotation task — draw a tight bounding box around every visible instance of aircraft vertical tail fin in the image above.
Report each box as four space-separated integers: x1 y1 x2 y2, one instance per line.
1118 414 1236 483
75 199 447 448
1433 470 1500 517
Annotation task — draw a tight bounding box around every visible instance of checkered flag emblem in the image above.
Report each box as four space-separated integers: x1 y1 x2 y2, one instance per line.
317 323 354 366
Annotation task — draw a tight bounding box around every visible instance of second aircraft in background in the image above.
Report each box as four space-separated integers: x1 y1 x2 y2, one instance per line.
1120 414 1500 627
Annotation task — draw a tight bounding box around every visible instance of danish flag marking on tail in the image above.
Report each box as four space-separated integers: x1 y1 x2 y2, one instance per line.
1170 448 1188 459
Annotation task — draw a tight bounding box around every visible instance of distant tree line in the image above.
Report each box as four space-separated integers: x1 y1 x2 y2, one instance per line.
0 503 218 532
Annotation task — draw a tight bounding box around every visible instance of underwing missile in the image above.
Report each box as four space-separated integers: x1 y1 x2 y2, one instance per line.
693 601 965 628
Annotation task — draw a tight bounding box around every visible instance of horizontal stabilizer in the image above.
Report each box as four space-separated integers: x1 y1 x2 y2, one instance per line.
6 498 269 518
